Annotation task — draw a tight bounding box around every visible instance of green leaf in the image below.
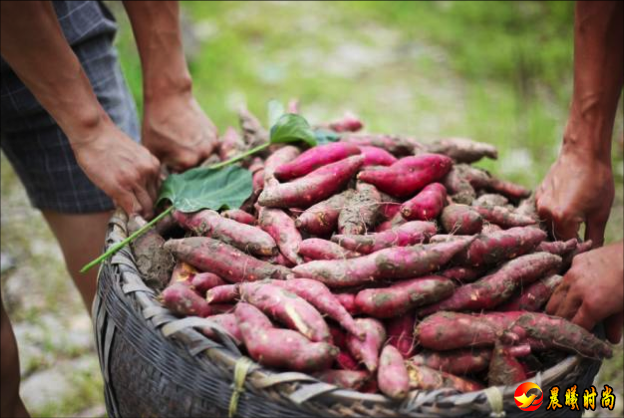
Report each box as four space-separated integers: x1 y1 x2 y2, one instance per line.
314 129 341 145
270 113 317 147
267 99 285 128
157 165 253 213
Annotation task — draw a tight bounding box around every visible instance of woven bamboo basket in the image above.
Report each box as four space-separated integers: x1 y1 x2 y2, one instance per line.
94 210 602 418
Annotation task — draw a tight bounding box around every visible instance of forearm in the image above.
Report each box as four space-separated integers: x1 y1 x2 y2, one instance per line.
122 1 192 101
0 1 108 145
565 1 623 160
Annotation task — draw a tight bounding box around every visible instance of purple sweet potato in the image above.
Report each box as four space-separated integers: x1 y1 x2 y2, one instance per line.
191 272 227 295
561 239 593 270
439 266 485 283
358 154 453 198
295 190 354 236
218 126 246 161
481 222 503 234
206 284 240 304
298 238 359 261
327 112 364 133
128 216 175 290
292 239 472 288
488 341 527 386
341 133 424 156
407 348 492 375
355 276 455 318
406 363 484 393
235 303 337 372
426 137 498 164
201 313 243 343
375 212 408 232
400 183 447 221
378 345 409 399
173 210 277 257
336 351 360 371
263 145 301 184
161 282 212 317
252 170 265 195
240 282 331 342
169 261 198 286
332 221 437 254
418 252 562 314
473 205 536 228
335 293 358 316
499 275 563 312
337 182 382 235
164 237 291 283
357 145 398 166
386 314 416 358
472 193 510 208
259 155 364 208
221 209 256 226
487 178 531 200
274 142 361 181
238 106 269 148
314 370 369 390
537 239 578 256
440 204 483 235
346 318 386 372
515 195 540 223
258 207 303 264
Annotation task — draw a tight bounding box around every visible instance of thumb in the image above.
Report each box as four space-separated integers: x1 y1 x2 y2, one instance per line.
585 209 609 248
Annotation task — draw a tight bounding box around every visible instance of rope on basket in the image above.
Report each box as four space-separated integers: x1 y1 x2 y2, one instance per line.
483 386 505 418
229 357 255 418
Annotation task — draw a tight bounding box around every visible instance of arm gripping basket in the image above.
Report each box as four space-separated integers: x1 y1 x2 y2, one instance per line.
93 210 602 418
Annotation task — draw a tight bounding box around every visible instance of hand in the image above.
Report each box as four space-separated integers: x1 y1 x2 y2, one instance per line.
546 242 624 344
536 144 614 246
73 118 161 219
142 91 218 173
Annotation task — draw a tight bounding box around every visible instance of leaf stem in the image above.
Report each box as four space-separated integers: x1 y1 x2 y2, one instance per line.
80 205 175 273
207 143 270 170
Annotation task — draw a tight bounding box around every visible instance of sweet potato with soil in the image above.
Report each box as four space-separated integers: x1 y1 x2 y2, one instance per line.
293 239 472 288
440 204 483 235
263 145 301 184
406 363 484 393
355 276 455 318
327 112 364 133
442 166 476 205
314 370 369 390
358 154 453 198
258 207 303 264
173 210 277 257
357 145 398 166
561 239 593 271
191 272 227 295
252 169 265 194
235 303 337 372
400 183 447 221
201 313 243 344
169 261 198 286
240 282 331 342
128 216 175 290
206 284 239 304
274 142 361 181
426 137 498 164
338 182 382 235
335 293 358 316
418 252 562 315
221 209 256 226
473 193 510 208
473 205 536 228
499 275 563 312
333 221 437 254
378 345 409 399
336 351 359 371
439 266 485 283
298 238 359 261
346 318 386 372
164 237 291 283
162 282 212 317
515 195 540 223
537 239 578 256
407 348 491 375
386 313 416 358
488 341 527 386
238 106 269 148
259 155 364 208
218 126 246 161
295 190 354 236
481 223 503 234
341 133 424 156
487 178 531 200
375 212 408 232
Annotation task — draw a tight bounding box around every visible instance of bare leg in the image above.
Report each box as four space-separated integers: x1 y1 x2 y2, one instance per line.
0 299 30 418
41 210 113 312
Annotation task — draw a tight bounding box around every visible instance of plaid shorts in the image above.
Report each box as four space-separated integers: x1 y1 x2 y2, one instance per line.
0 1 139 214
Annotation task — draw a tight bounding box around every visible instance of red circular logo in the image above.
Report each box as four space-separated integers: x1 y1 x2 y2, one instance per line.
514 382 543 411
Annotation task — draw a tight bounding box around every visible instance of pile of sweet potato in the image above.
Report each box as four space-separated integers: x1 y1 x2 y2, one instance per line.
134 109 612 401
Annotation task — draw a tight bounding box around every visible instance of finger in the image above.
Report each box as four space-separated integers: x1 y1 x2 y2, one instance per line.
545 282 568 315
552 215 582 242
584 210 609 248
114 190 141 217
147 177 159 204
605 312 624 344
554 289 582 321
570 302 598 332
133 185 154 220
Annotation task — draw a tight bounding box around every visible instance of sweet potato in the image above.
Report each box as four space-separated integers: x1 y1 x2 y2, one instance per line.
333 221 437 254
439 266 484 283
274 142 361 181
515 195 540 223
128 216 175 290
262 252 296 268
406 363 484 392
442 166 476 205
418 252 562 314
240 282 331 342
287 98 299 114
400 183 447 221
173 210 277 257
338 182 382 235
221 209 256 226
218 126 246 161
346 318 386 372
258 207 303 264
561 239 593 270
191 272 227 295
259 155 364 208
386 313 416 358
378 345 409 399
357 145 398 166
298 238 359 261
440 204 483 235
336 351 359 371
356 276 455 318
375 212 408 232
487 178 531 200
161 282 212 318
379 194 402 221
473 205 536 228
537 239 578 256
335 293 358 316
270 278 363 339
358 154 453 197
407 348 492 375
295 190 354 236
327 112 364 133
293 239 472 288
481 223 503 234
499 275 563 312
235 303 337 372
426 137 498 163
263 145 301 184
473 193 510 208
488 341 527 386
201 313 243 343
341 133 424 156
314 370 369 390
238 106 268 148
164 237 291 282
169 261 198 286
206 284 239 304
